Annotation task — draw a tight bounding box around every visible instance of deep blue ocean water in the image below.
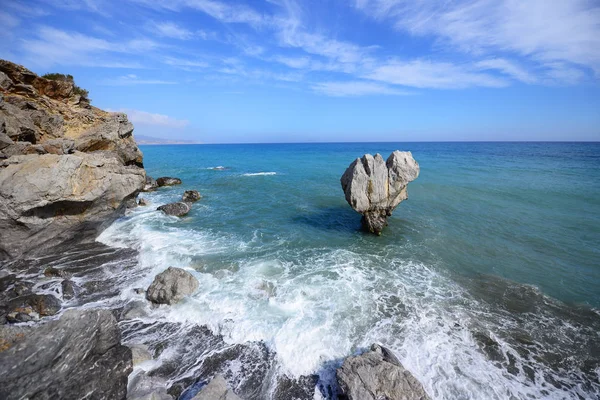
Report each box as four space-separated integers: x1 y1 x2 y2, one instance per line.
100 142 600 399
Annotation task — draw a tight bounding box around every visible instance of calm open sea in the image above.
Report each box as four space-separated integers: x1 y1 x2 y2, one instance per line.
99 142 600 399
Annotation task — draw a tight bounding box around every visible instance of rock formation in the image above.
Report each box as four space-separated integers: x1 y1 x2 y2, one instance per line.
146 267 199 305
340 151 419 234
337 344 430 400
156 177 182 187
192 375 241 400
183 190 202 202
157 202 191 217
0 59 146 259
0 309 133 400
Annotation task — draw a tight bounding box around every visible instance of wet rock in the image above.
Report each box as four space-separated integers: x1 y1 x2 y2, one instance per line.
5 293 61 322
272 374 318 400
0 309 132 400
156 177 182 187
129 343 153 366
337 344 430 400
146 267 199 305
61 279 77 300
143 175 159 192
138 198 149 206
128 373 173 400
121 300 150 320
157 202 190 217
340 151 419 234
183 190 202 203
44 266 71 278
192 375 241 400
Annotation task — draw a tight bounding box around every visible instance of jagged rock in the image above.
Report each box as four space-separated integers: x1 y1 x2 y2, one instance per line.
156 177 182 187
192 375 241 400
0 309 132 400
183 190 202 203
272 374 318 400
5 293 61 323
143 175 159 192
0 59 146 260
157 202 190 217
44 266 71 278
121 300 150 320
146 267 199 305
129 343 153 366
340 151 419 234
337 344 430 400
61 279 77 300
139 198 149 206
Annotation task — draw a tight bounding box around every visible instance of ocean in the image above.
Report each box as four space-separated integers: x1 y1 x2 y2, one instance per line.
98 142 600 399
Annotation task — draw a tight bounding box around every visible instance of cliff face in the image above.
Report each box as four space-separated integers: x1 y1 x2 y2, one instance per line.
0 60 146 259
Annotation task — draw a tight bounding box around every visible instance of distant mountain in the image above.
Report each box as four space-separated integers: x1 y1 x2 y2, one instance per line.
134 135 198 145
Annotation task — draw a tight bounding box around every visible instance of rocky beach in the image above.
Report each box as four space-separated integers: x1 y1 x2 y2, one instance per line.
0 60 432 400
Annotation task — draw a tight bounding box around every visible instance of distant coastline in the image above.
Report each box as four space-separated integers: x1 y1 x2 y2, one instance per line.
135 134 199 145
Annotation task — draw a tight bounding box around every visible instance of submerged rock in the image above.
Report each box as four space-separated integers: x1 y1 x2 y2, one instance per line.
340 151 419 234
192 375 241 400
182 190 202 203
156 177 182 187
146 267 199 305
0 309 132 400
157 202 190 217
337 344 430 400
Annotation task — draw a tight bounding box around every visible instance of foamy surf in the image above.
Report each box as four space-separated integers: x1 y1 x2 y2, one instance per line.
95 197 600 399
242 172 277 176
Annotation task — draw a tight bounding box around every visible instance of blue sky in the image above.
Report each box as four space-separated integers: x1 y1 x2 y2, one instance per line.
1 0 599 143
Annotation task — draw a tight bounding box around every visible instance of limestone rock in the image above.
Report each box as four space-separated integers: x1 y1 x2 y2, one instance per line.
0 59 146 260
182 190 202 203
146 267 199 305
156 177 182 187
340 151 419 234
192 375 241 400
157 202 191 217
144 175 159 191
0 309 133 400
337 344 430 400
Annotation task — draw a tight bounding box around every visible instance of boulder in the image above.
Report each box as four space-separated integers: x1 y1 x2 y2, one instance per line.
61 279 77 300
0 309 133 400
5 293 61 323
143 175 159 192
157 202 190 217
192 375 241 400
340 151 419 234
182 190 202 203
44 266 71 278
156 177 182 187
146 267 199 305
129 343 153 366
138 198 149 206
128 373 173 400
337 344 430 400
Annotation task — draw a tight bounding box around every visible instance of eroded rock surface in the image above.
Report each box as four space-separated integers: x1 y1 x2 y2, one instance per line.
146 267 199 305
157 202 191 217
340 151 419 234
156 177 182 187
0 59 146 259
337 344 430 400
0 309 133 400
183 190 202 203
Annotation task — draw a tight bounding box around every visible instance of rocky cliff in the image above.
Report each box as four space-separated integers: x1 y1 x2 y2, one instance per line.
0 60 145 259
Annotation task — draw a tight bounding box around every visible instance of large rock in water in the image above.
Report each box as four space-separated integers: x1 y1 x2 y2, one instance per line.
340 151 419 234
146 267 199 305
0 309 133 400
337 344 430 400
0 59 146 259
157 202 191 217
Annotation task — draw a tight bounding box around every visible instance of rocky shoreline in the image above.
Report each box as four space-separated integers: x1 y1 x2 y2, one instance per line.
0 60 430 400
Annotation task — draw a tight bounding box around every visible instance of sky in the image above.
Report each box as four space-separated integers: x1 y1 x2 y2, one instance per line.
1 0 599 143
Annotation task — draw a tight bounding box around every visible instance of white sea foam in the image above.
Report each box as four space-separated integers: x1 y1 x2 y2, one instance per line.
242 172 277 176
97 201 599 399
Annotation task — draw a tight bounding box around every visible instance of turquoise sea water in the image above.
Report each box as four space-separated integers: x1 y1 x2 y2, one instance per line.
100 142 600 399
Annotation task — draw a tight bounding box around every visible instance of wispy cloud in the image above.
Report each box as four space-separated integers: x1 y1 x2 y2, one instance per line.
102 74 177 85
111 108 189 128
312 81 412 97
150 21 194 40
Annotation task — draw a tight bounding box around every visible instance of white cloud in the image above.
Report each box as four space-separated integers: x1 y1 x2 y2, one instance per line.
312 81 412 97
355 0 600 76
475 58 537 84
102 74 177 85
112 109 189 128
151 21 194 40
366 59 508 89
